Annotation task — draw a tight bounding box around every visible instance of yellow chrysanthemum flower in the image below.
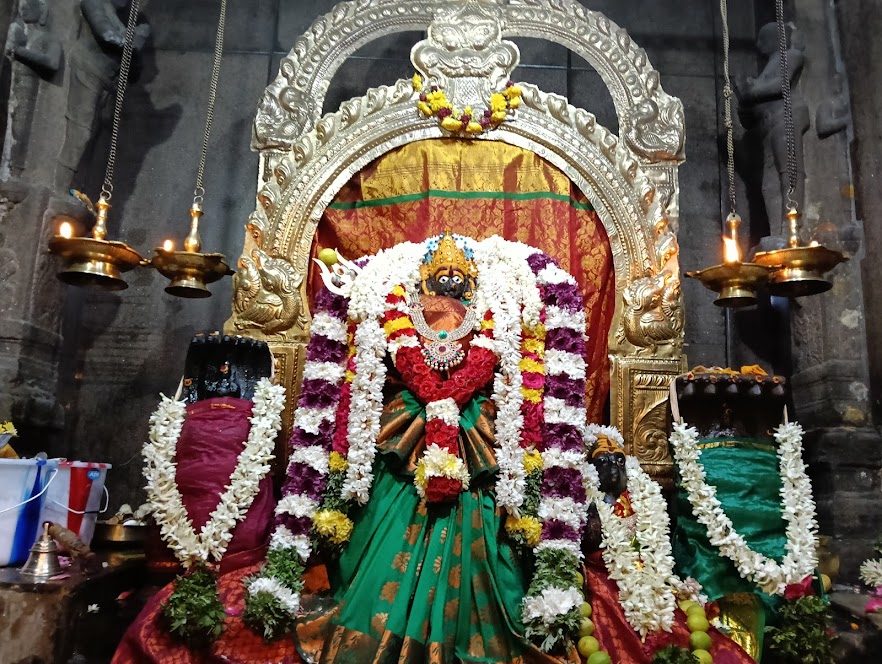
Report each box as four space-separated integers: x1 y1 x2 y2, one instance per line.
523 449 544 473
490 110 507 124
490 93 507 113
508 96 521 110
417 101 432 117
440 117 464 133
415 461 427 489
328 451 349 473
519 357 544 374
313 509 354 545
504 85 522 99
412 73 423 91
505 515 542 548
522 338 545 357
465 121 484 135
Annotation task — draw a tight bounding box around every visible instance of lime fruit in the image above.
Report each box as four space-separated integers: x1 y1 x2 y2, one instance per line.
580 601 593 618
690 630 713 651
318 248 338 266
679 600 699 613
692 648 713 664
587 652 612 664
579 617 595 637
686 614 710 633
577 636 599 657
686 604 707 619
576 571 584 586
821 574 832 592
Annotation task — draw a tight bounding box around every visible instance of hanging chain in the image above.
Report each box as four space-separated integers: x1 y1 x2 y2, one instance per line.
720 0 737 216
101 0 141 201
192 0 227 208
776 0 799 209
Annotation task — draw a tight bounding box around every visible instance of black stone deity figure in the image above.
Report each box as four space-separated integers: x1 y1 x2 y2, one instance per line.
3 0 62 179
583 434 628 552
179 333 274 404
55 0 150 190
735 22 810 245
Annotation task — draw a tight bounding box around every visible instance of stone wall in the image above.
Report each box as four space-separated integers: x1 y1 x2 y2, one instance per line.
1 0 878 580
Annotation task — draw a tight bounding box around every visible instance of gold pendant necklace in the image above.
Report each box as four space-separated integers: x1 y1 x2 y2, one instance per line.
407 294 478 371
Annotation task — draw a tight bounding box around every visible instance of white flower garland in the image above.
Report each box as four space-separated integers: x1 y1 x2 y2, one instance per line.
340 318 388 504
860 558 882 588
669 421 819 596
584 460 679 638
143 378 285 566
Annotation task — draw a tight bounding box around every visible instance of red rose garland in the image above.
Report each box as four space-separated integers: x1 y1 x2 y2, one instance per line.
381 287 497 502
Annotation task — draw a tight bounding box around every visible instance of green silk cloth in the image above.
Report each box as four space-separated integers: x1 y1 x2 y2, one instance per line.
672 437 788 661
296 391 563 663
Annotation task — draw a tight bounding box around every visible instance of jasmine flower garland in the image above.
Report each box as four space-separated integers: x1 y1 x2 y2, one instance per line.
669 421 819 596
143 377 285 565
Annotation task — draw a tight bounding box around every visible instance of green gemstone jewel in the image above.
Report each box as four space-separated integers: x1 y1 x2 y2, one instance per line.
438 330 448 340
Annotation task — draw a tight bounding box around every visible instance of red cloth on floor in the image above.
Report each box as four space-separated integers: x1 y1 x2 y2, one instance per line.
584 552 755 663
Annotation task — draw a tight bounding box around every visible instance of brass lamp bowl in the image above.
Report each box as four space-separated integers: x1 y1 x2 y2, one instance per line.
686 261 772 308
48 235 144 291
753 245 846 298
150 247 232 298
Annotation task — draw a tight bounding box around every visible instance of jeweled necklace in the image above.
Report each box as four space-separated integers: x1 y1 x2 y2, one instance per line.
407 292 479 370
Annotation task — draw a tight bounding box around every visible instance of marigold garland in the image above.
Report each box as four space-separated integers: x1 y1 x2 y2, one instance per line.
412 73 521 134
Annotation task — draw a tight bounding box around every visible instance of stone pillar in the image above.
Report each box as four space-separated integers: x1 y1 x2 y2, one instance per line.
789 0 882 581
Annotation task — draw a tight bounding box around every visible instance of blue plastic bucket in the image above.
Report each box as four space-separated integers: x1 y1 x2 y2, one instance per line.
0 458 59 566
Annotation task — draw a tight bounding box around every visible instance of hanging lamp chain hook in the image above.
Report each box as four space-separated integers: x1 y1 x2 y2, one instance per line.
776 0 799 212
192 0 227 210
100 0 141 202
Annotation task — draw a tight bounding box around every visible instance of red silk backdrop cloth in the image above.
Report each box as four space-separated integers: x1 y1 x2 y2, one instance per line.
309 139 616 422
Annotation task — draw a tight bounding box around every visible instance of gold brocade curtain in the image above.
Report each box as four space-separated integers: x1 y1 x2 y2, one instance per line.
310 138 616 422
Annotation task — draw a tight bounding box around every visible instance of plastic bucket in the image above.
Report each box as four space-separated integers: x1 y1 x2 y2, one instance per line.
0 458 59 566
40 461 111 546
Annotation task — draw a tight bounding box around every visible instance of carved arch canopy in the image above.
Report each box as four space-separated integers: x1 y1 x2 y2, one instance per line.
227 0 687 482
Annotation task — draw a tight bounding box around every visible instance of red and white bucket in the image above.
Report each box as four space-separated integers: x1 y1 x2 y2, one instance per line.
40 461 111 545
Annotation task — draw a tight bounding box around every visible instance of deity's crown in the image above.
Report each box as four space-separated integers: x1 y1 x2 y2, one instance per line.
591 434 624 458
423 232 478 277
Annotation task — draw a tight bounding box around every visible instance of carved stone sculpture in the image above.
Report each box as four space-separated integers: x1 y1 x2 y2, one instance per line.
2 0 62 180
736 22 809 240
55 0 150 190
816 74 850 139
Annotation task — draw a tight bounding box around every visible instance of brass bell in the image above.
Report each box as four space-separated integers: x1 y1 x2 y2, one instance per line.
20 522 62 578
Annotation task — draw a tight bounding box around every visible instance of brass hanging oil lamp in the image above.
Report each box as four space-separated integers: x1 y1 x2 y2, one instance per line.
48 0 144 290
149 0 231 298
687 0 770 307
752 0 845 296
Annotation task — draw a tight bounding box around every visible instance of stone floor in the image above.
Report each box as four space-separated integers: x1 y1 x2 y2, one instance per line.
829 588 882 661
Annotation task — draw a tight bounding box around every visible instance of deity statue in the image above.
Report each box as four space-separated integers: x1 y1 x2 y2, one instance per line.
55 0 150 190
580 429 755 664
2 0 62 179
115 334 285 661
736 22 810 244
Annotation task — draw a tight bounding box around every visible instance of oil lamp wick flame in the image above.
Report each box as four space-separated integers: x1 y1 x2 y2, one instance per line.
163 239 174 252
723 212 743 264
59 221 73 239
